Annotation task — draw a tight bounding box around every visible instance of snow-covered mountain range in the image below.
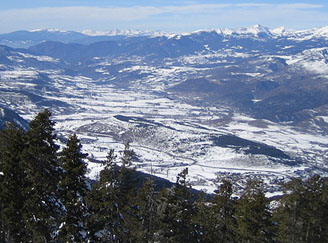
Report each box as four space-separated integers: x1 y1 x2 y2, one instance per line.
2 24 328 48
1 25 328 194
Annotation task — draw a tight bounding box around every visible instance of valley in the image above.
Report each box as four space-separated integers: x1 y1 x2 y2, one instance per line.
1 25 328 194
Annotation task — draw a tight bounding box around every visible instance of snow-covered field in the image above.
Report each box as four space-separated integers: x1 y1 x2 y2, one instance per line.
42 73 327 193
2 26 328 194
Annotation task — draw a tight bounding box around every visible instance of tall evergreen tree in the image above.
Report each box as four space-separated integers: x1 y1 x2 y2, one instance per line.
0 123 27 242
276 175 328 243
20 109 63 242
58 134 89 242
212 179 236 242
87 146 137 242
87 150 120 242
235 179 276 243
275 177 307 243
196 179 236 243
301 175 328 242
121 142 133 168
159 168 201 242
133 176 159 242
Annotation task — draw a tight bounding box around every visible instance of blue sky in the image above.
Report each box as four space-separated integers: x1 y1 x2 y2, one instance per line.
1 0 328 33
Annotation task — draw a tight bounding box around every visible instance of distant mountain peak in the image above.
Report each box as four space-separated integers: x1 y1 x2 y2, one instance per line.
80 29 162 37
217 24 273 38
271 26 288 36
2 25 328 49
30 28 71 33
247 24 272 35
312 26 328 37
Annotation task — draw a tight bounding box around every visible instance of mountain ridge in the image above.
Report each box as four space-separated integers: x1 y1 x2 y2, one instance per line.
1 25 328 192
2 25 328 48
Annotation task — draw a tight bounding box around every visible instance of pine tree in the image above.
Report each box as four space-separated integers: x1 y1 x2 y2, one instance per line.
235 179 276 243
319 176 328 241
87 146 137 242
197 179 236 243
87 150 120 242
302 175 328 242
191 190 209 242
0 123 27 242
276 175 328 243
133 176 159 242
58 134 89 242
275 177 307 243
212 179 236 242
159 168 201 242
121 142 133 168
20 109 63 242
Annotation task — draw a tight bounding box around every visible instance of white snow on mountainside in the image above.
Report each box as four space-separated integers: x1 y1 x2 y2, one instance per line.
21 24 328 40
1 25 328 194
82 25 328 40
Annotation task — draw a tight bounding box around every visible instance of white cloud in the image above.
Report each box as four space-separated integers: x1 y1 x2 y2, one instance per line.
0 6 161 22
0 3 326 33
277 3 324 9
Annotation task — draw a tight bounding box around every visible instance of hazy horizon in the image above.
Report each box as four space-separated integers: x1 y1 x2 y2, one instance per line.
1 1 328 34
2 24 328 36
